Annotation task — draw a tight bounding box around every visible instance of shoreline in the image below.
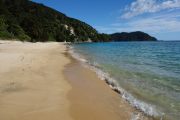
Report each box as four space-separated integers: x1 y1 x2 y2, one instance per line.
64 48 152 120
0 40 154 120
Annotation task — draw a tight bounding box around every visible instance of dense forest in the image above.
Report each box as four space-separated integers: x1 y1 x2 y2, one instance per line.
0 0 110 42
111 32 157 41
0 0 156 42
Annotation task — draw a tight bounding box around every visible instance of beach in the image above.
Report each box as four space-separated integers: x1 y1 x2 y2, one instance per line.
0 40 151 120
1 0 179 119
0 40 72 120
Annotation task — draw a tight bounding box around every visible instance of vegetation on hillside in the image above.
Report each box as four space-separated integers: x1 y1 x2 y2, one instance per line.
111 31 157 41
0 0 109 42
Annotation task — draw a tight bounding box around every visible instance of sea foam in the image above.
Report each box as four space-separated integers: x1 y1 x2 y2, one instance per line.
68 45 164 119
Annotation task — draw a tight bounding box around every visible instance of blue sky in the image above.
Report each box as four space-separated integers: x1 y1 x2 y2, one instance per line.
32 0 180 40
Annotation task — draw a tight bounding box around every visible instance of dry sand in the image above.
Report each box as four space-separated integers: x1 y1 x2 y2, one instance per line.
0 40 72 120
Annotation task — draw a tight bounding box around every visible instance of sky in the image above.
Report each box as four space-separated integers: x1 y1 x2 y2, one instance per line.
32 0 180 40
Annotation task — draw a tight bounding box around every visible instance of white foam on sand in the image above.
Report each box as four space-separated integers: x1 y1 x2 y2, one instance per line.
68 45 164 119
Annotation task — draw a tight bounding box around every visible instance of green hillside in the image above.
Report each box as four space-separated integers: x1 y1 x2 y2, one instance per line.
111 31 157 41
0 0 109 42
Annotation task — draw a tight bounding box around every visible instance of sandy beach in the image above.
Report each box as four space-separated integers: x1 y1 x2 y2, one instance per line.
0 40 151 120
0 40 72 120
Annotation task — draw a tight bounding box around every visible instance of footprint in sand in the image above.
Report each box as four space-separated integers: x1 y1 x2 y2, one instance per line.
21 56 24 61
0 82 25 93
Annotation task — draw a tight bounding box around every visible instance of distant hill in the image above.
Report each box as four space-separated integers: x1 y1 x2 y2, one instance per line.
0 0 109 42
0 0 157 42
110 31 157 41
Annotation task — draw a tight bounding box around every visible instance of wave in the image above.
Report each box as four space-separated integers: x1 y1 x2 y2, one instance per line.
68 45 164 119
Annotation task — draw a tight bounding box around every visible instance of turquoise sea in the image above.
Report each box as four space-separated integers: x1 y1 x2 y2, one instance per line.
70 42 180 120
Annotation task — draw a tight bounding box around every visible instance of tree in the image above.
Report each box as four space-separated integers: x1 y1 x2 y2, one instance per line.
0 16 13 39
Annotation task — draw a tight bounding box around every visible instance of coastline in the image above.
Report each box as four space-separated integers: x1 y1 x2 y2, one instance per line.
0 40 72 120
64 47 152 120
0 40 153 120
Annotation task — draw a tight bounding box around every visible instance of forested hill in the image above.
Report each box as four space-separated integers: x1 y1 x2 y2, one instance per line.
0 0 110 42
111 31 157 41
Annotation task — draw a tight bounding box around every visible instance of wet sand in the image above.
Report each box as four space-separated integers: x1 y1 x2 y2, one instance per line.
0 40 72 120
64 55 151 120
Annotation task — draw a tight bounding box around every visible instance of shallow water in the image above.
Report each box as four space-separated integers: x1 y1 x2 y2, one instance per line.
71 42 180 120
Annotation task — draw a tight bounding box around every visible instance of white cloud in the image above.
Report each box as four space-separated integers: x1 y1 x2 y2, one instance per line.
126 16 180 32
122 0 180 18
96 12 180 35
96 0 180 40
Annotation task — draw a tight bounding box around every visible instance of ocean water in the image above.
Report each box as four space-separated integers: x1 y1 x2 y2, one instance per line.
70 42 180 120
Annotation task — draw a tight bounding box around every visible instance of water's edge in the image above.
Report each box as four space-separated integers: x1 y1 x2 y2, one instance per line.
66 44 166 120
